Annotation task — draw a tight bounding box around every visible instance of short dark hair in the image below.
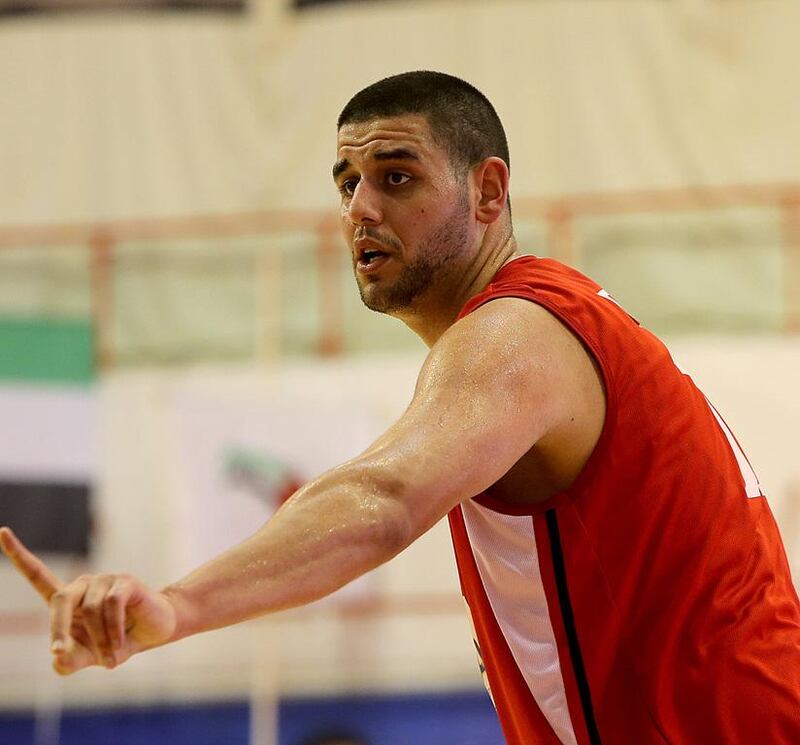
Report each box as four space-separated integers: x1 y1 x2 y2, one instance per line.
337 71 510 175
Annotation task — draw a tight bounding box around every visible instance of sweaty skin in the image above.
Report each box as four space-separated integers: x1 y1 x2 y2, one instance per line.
0 114 605 676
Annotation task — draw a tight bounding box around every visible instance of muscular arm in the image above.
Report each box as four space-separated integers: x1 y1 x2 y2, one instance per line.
163 298 574 638
1 298 585 673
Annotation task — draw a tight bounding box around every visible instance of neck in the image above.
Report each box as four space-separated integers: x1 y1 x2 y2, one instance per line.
393 226 519 348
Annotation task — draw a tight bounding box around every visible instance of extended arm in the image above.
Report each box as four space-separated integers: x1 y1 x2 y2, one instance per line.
1 298 579 674
164 299 570 638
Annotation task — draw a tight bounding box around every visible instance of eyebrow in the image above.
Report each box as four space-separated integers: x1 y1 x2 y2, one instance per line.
332 147 421 181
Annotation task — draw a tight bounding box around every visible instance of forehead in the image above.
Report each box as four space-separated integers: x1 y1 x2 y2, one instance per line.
336 114 445 164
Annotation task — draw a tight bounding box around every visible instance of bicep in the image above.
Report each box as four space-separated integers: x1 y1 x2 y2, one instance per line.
356 298 574 539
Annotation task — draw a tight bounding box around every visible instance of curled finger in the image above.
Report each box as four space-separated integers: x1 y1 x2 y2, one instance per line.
49 576 89 656
81 576 117 667
104 576 135 656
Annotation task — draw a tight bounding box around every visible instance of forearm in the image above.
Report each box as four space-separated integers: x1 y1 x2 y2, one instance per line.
161 462 411 643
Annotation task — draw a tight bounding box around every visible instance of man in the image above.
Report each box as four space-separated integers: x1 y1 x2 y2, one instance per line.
2 71 799 744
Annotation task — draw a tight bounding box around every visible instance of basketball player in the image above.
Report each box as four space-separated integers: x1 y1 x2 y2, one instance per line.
2 72 799 744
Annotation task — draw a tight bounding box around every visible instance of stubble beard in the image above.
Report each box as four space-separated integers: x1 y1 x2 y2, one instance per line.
356 196 472 315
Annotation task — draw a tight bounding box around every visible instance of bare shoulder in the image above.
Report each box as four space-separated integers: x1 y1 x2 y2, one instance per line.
417 296 607 500
360 296 605 525
419 296 597 405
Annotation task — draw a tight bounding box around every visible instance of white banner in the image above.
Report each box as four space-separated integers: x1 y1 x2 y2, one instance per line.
168 383 378 601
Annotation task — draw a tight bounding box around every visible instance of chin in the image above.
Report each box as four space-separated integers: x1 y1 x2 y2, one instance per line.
360 291 394 314
357 269 428 315
357 284 399 315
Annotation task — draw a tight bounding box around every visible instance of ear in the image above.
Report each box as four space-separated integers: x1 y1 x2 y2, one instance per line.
472 157 510 225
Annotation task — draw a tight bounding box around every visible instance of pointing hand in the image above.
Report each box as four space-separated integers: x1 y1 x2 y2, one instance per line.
0 527 177 675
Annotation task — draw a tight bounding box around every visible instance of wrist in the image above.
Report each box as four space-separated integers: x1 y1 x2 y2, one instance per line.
159 584 196 643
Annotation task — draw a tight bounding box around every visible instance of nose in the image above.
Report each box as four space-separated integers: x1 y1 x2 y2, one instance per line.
346 179 382 226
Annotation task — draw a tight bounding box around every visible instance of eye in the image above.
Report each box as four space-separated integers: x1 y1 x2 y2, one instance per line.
339 178 359 197
386 172 411 187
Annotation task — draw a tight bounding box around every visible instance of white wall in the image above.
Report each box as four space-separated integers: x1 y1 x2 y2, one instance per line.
1 1 799 224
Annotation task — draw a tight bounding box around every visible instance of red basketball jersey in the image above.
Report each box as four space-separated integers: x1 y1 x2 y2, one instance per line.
448 256 800 744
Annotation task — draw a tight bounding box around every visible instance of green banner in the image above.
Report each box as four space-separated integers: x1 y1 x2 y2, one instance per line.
0 317 93 384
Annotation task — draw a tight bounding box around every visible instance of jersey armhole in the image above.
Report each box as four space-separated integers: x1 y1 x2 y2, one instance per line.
463 289 619 507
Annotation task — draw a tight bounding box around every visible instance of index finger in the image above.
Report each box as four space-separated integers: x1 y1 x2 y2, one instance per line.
0 526 62 601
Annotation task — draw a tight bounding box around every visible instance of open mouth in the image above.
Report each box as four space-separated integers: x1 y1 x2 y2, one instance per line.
361 249 386 264
357 249 390 271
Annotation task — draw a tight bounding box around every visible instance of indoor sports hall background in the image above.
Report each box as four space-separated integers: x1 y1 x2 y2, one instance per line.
1 1 799 744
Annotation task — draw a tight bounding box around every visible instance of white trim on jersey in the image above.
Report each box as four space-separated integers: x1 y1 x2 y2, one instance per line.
659 344 763 501
461 499 578 745
705 398 763 499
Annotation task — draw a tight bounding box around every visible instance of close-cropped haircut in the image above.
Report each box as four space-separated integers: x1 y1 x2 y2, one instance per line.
337 71 510 176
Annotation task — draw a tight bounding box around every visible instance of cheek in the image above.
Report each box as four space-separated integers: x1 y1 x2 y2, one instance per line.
410 206 428 229
339 222 355 251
